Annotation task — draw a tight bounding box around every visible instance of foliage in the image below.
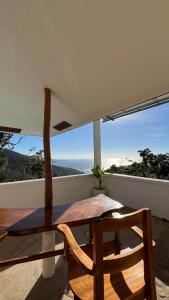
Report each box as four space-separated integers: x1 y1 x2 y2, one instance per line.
0 149 7 181
0 133 22 180
0 149 82 182
0 132 22 150
91 164 105 189
28 149 45 179
106 148 169 180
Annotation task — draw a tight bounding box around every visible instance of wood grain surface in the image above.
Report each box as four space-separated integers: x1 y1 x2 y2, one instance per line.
0 194 123 236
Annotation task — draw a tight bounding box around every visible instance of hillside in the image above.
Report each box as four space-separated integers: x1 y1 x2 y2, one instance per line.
2 149 82 182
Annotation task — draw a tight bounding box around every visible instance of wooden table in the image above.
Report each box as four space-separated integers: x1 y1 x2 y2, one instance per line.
0 194 123 236
0 194 123 267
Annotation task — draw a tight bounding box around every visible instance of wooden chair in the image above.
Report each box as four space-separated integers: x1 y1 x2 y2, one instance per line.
58 208 157 300
0 230 7 242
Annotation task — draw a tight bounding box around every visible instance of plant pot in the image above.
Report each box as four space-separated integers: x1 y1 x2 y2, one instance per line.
92 188 106 196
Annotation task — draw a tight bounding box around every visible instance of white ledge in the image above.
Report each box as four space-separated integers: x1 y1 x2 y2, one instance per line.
0 173 92 186
105 172 169 187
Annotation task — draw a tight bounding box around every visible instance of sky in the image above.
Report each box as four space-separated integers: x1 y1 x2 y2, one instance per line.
11 102 169 162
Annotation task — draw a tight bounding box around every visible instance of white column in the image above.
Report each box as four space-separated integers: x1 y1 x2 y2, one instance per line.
93 119 101 167
42 231 55 278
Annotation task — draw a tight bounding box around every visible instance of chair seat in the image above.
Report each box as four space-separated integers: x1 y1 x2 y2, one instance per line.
69 252 145 300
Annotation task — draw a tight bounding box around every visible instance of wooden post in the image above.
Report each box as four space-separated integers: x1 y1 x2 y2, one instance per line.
93 119 101 167
42 88 55 278
43 88 53 210
93 219 104 299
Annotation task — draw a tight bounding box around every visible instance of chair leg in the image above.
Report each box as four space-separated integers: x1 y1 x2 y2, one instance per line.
89 222 93 245
74 293 80 300
114 230 120 254
63 238 69 260
146 284 157 300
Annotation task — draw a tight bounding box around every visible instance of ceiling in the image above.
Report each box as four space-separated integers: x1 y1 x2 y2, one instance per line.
0 0 169 136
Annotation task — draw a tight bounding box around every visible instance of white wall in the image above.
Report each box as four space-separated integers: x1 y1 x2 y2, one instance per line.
0 173 169 220
53 174 94 205
105 173 169 220
0 174 93 208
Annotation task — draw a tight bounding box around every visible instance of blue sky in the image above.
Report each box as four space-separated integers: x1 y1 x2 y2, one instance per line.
11 102 169 162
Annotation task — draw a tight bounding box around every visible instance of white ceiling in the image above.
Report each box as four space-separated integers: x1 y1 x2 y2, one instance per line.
0 0 169 136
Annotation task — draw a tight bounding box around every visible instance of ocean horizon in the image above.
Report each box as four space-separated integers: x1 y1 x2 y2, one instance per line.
52 158 129 173
52 159 93 173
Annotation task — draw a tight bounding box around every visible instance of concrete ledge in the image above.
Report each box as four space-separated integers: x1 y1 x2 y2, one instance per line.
0 172 169 220
0 174 93 208
105 173 169 220
0 173 92 186
105 172 169 187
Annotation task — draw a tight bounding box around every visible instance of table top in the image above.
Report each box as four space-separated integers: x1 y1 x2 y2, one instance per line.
0 194 123 236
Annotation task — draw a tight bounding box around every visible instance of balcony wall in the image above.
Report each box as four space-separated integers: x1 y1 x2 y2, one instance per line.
104 173 169 220
0 174 94 208
0 173 169 220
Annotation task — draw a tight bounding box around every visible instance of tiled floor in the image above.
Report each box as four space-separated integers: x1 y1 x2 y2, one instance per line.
0 208 169 299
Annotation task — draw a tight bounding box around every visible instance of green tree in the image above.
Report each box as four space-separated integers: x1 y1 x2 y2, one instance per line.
0 133 22 181
106 148 169 180
0 149 7 180
28 149 45 179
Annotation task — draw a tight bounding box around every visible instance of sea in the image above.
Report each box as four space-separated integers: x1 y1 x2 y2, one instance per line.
52 158 128 173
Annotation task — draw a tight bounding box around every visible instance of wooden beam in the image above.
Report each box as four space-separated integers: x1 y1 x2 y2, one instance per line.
0 243 89 267
43 88 53 210
0 248 64 268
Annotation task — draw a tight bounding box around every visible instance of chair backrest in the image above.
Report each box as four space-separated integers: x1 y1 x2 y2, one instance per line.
91 208 156 300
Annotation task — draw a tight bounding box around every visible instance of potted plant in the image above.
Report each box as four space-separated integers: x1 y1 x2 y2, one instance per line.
91 164 106 196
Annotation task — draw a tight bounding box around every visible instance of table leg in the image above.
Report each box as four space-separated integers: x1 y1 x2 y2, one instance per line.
42 231 55 278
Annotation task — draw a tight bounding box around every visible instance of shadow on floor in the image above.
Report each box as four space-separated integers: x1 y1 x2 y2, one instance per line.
0 233 42 273
25 256 69 300
154 218 169 286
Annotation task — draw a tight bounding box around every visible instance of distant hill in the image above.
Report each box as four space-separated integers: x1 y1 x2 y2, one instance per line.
2 149 82 182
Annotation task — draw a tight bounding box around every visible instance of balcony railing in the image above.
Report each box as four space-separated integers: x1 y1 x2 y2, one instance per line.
0 173 169 220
